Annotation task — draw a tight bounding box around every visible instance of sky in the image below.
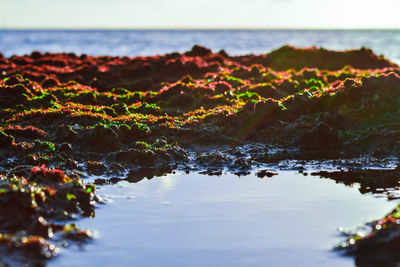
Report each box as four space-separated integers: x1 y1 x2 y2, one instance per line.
0 0 399 29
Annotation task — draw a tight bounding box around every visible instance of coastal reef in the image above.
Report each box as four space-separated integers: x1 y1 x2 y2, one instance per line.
1 45 400 262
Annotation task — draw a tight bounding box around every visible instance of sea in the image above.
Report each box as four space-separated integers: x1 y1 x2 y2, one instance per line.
0 30 400 65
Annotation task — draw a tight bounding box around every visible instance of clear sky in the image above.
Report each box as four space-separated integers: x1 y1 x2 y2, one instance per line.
0 0 399 29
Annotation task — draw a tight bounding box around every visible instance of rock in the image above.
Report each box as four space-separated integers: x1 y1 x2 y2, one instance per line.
186 45 212 57
170 93 195 107
298 122 340 151
88 125 120 152
41 78 59 88
0 131 14 147
58 142 73 154
56 125 78 143
116 149 156 165
256 170 278 178
87 161 107 175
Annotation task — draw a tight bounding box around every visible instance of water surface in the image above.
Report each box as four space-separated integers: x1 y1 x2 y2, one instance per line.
51 171 396 267
1 30 400 64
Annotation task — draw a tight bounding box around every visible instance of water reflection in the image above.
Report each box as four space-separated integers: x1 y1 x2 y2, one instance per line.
95 165 400 201
53 171 397 267
312 168 400 199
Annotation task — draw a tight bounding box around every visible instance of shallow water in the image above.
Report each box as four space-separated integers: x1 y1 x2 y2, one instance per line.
1 30 400 64
50 171 396 267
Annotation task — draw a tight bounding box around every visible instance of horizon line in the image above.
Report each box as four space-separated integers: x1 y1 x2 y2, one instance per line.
1 26 400 31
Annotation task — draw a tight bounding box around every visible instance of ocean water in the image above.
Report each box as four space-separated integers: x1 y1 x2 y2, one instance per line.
0 30 400 64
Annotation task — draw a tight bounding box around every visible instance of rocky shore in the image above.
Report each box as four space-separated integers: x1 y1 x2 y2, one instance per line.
1 45 400 264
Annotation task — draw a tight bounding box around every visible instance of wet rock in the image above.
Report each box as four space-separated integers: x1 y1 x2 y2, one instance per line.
0 166 96 260
297 122 340 151
88 125 120 152
252 84 282 99
199 169 223 176
0 131 14 147
41 78 59 88
0 84 31 107
56 125 78 143
64 158 78 170
62 225 93 241
186 45 212 57
170 92 195 107
31 51 44 59
94 178 106 185
23 71 46 82
116 149 156 165
196 152 230 167
111 103 129 115
19 236 59 259
125 171 147 183
237 45 397 71
340 203 400 265
256 170 278 178
28 216 53 238
4 75 23 86
230 158 252 171
212 81 231 93
87 161 107 175
58 142 73 155
72 92 96 105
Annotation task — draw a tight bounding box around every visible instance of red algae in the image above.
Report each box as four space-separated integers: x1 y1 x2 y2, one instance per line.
30 164 67 183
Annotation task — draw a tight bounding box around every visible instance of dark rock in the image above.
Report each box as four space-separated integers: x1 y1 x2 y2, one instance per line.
116 149 156 165
88 125 120 152
94 178 106 185
41 78 59 88
0 131 14 147
186 45 212 57
4 76 21 86
109 162 125 174
170 93 195 107
256 170 278 178
31 51 43 59
65 158 78 170
56 125 78 143
87 161 107 175
58 142 73 154
298 122 340 151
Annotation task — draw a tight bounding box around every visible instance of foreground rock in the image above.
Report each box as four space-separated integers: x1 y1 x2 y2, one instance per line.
339 202 400 265
0 165 96 264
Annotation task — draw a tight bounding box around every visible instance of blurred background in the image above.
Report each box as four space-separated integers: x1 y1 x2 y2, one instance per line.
0 0 399 62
